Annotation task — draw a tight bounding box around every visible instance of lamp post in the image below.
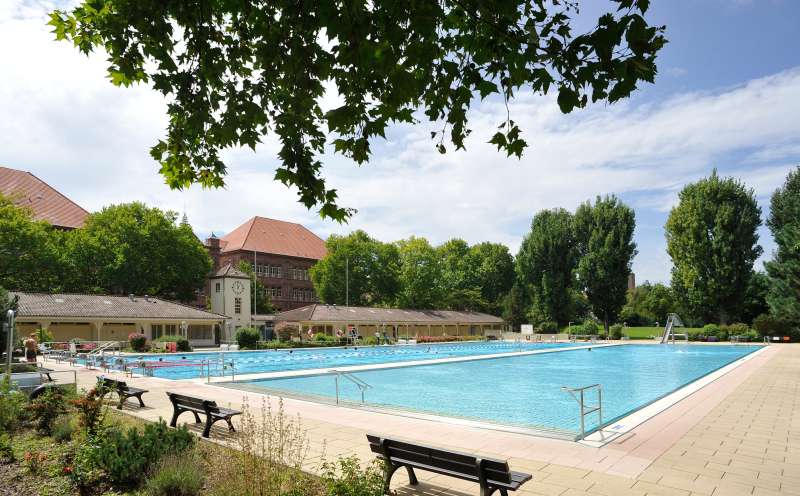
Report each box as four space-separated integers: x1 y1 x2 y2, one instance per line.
5 309 15 377
181 320 188 339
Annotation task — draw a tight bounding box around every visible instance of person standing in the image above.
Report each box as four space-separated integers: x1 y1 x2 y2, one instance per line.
24 333 38 363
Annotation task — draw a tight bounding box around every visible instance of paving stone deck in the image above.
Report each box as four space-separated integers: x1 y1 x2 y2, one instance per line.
44 343 800 495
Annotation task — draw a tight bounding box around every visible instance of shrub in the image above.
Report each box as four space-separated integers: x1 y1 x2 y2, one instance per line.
205 397 316 496
609 324 624 340
128 332 148 352
752 314 787 337
93 421 195 486
235 327 261 350
538 321 559 334
568 323 584 334
582 319 599 334
145 453 205 496
0 376 27 432
23 450 48 474
52 415 77 442
724 323 751 339
35 327 55 344
322 456 385 496
70 387 108 437
0 433 14 463
27 387 66 435
702 324 720 338
155 335 192 352
416 335 483 343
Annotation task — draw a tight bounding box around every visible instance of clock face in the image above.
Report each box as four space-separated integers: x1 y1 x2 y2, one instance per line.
232 281 245 295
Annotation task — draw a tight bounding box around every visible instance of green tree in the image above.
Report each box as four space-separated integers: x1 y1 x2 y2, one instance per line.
742 271 770 325
50 1 665 220
575 195 637 334
765 166 800 325
438 239 472 297
666 171 762 324
65 203 212 301
516 209 577 325
235 261 275 315
468 242 515 314
396 237 443 309
310 230 400 306
642 283 675 324
502 283 527 332
0 194 65 292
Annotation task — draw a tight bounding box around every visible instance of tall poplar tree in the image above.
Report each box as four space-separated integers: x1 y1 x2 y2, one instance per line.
516 209 577 325
575 195 637 334
765 166 800 325
665 171 762 324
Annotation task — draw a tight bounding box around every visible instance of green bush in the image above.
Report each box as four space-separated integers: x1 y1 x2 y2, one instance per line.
609 324 623 340
35 327 55 344
568 324 584 334
538 321 559 334
235 327 261 350
723 323 750 338
155 335 192 352
145 453 204 496
322 455 385 496
582 319 599 334
752 314 787 337
52 415 77 442
702 324 720 338
0 376 27 432
128 332 148 352
0 433 14 463
27 387 66 435
93 421 195 486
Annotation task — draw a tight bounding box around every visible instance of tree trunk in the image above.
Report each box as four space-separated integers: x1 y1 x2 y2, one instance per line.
603 311 610 337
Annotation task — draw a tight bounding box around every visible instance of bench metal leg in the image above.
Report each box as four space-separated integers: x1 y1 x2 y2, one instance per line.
136 395 145 407
202 416 217 438
226 418 236 432
117 396 125 410
405 466 418 485
383 463 400 494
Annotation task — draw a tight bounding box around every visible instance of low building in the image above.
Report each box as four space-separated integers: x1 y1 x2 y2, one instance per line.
274 304 504 339
12 292 226 347
0 166 88 229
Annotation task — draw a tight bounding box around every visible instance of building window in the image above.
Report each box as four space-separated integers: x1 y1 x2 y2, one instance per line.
215 282 221 293
289 267 310 280
188 324 213 341
152 324 163 339
235 297 242 314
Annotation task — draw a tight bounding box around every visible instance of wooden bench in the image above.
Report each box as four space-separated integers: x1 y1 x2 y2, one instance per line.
167 392 242 438
98 377 148 410
367 434 532 496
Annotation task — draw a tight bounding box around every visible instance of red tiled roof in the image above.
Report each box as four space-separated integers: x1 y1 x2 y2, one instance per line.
0 166 88 229
275 304 504 324
220 216 326 260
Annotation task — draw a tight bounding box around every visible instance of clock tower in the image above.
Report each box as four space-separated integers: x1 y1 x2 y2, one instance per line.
208 263 252 340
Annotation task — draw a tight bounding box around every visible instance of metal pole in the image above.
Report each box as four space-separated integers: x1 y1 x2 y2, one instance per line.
598 386 603 429
579 389 585 440
345 256 349 306
5 310 15 377
252 250 257 327
335 374 340 405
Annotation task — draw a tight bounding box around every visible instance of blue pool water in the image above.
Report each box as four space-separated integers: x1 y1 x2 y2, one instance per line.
234 344 762 436
116 341 578 379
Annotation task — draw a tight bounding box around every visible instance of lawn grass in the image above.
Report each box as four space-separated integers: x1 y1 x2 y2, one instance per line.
623 326 703 339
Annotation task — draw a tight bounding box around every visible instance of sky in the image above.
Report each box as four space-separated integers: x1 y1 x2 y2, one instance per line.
1 1 799 284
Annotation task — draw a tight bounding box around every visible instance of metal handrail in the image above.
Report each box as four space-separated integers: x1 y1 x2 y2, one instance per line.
562 383 603 440
330 369 373 404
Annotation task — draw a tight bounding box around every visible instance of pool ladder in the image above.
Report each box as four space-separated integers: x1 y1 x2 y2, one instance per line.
330 370 373 405
562 383 603 441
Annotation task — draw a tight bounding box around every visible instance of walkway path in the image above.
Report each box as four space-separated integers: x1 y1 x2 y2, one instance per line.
45 344 800 495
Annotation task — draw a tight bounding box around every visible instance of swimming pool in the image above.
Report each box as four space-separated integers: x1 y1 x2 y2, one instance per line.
116 341 579 379
230 344 762 437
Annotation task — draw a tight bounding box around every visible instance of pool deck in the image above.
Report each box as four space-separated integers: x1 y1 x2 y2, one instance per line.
43 343 800 495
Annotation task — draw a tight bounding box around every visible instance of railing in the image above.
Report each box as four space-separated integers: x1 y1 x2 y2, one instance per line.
330 370 373 405
562 383 603 441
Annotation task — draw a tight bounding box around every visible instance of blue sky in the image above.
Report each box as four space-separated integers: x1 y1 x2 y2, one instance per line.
1 0 799 284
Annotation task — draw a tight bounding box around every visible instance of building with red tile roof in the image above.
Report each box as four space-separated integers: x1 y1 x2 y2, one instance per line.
0 166 88 229
205 216 327 312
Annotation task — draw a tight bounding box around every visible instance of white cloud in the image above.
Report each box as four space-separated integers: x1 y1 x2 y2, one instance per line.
1 1 799 285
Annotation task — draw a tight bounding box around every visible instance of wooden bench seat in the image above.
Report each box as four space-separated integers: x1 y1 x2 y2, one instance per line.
167 392 242 438
367 434 532 496
98 377 148 409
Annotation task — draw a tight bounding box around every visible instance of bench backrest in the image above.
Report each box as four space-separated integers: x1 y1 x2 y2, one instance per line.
167 392 219 413
367 434 511 484
100 377 128 392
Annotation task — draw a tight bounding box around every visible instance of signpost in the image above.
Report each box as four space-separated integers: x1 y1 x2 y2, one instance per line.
521 324 534 335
